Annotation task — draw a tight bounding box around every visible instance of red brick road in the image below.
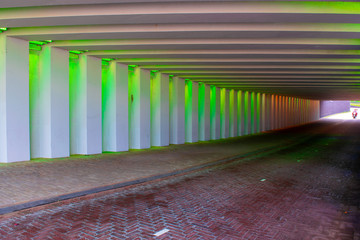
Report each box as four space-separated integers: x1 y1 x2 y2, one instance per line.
0 120 359 239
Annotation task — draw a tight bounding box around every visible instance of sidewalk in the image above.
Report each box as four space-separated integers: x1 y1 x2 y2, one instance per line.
0 124 321 214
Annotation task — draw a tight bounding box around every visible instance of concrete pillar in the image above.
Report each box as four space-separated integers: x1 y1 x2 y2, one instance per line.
70 55 102 155
250 92 256 134
185 80 199 143
290 97 295 126
279 96 283 128
243 91 250 135
270 94 275 130
102 61 128 152
275 95 280 129
220 88 229 139
286 97 289 126
170 76 185 144
210 86 221 140
229 89 237 137
129 67 151 149
261 93 266 132
151 72 169 147
237 90 244 136
30 45 69 159
0 36 30 163
256 92 261 133
199 83 210 141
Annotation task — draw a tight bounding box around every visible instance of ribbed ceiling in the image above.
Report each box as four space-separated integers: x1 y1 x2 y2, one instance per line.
1 1 360 100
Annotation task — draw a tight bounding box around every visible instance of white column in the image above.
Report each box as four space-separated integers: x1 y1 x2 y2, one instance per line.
170 76 185 144
199 83 210 141
220 88 229 139
237 90 243 136
210 86 221 140
70 55 102 155
243 91 250 135
151 72 169 147
102 61 128 152
30 45 69 159
185 80 199 143
229 89 237 137
0 36 30 163
251 92 257 134
261 93 266 132
270 94 276 130
129 67 151 149
265 94 271 131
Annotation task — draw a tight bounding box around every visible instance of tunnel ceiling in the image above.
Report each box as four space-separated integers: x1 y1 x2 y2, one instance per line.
1 1 360 100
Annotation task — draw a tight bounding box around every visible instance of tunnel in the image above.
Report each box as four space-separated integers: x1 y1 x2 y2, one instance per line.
0 1 359 239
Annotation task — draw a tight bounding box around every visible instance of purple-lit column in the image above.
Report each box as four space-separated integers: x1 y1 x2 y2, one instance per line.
170 76 185 144
0 36 30 163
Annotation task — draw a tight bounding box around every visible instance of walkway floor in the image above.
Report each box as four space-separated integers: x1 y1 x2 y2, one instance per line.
0 119 359 239
0 123 319 213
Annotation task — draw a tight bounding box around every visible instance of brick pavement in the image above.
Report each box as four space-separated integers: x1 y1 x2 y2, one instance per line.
0 122 326 212
0 119 359 239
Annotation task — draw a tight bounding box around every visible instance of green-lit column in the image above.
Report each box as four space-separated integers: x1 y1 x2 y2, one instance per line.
129 67 151 149
30 45 69 159
256 92 261 133
151 72 169 147
250 92 256 134
210 86 221 140
260 93 266 132
0 35 30 163
70 54 102 155
229 89 237 137
243 91 250 135
198 83 210 141
170 76 185 144
102 61 129 152
237 90 244 136
220 88 229 139
185 80 199 143
270 94 276 130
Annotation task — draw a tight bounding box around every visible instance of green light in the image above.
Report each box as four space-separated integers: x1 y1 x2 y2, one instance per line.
69 50 84 55
128 65 137 68
151 70 159 73
29 41 47 46
29 43 42 51
169 75 174 77
0 27 7 31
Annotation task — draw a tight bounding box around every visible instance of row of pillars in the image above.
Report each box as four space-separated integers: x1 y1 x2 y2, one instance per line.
0 36 320 163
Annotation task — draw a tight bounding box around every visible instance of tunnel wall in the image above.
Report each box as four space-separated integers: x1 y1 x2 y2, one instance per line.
1 39 321 162
320 101 350 118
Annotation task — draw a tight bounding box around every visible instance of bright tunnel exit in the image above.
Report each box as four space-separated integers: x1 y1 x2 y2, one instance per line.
321 100 359 120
